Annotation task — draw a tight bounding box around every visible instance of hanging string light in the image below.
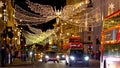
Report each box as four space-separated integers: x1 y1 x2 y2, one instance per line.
14 0 109 27
26 0 88 21
15 5 42 17
15 0 101 26
27 24 42 34
15 11 46 22
15 4 56 24
61 3 87 20
60 7 102 27
26 0 55 17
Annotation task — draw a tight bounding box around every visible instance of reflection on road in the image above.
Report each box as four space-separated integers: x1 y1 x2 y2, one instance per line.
0 59 100 68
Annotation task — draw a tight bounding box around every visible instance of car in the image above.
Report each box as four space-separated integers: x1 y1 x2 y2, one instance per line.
65 49 89 66
57 53 65 60
42 51 59 63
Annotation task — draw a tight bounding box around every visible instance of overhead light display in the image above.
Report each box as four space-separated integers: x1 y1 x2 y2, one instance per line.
14 0 103 45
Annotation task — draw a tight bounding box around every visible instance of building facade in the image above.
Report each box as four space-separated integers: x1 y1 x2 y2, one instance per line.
65 0 120 53
64 0 102 53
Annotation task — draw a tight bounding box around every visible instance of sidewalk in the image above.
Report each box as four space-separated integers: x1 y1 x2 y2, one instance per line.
90 59 100 63
0 58 34 67
89 59 100 66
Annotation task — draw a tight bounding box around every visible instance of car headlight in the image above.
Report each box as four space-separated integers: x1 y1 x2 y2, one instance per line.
57 55 60 58
84 56 89 61
62 55 65 58
70 56 75 60
45 55 49 59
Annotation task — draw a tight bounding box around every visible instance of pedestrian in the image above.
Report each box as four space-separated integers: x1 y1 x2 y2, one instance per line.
1 46 6 67
96 51 100 60
91 51 95 59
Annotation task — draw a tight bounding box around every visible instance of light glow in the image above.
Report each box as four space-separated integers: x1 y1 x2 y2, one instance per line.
45 55 49 59
70 56 75 60
84 56 89 61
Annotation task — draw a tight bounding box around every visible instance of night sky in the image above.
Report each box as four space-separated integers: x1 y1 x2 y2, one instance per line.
15 0 66 10
15 0 66 32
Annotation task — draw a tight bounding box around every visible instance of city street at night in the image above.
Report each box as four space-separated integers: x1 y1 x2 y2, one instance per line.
0 0 120 68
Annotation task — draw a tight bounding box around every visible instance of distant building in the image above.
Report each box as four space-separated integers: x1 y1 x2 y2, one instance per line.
64 0 101 52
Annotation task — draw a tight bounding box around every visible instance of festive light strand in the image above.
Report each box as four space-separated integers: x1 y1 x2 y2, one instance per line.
15 5 56 24
15 5 42 17
15 10 47 22
27 24 42 34
22 26 60 45
26 0 88 21
60 4 87 20
15 0 100 26
26 0 55 17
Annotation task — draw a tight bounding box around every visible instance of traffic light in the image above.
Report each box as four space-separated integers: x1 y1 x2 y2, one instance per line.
6 27 13 39
96 38 100 45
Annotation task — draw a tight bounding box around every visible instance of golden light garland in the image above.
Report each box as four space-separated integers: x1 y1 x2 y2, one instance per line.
27 24 42 34
26 0 55 17
15 5 56 24
22 26 60 45
25 0 88 22
60 7 102 27
15 5 42 17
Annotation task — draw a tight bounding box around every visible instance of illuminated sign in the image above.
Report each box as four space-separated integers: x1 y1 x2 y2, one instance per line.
70 44 82 48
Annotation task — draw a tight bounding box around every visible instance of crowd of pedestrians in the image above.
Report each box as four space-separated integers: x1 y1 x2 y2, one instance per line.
0 44 35 67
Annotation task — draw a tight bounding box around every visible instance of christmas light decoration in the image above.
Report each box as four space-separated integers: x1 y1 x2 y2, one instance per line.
60 7 102 27
27 24 42 34
26 0 55 17
22 26 60 45
15 5 56 24
25 0 88 21
15 5 42 17
14 0 105 45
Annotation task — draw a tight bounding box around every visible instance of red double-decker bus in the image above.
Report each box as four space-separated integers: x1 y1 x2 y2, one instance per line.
69 36 83 48
100 9 120 68
65 36 89 67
